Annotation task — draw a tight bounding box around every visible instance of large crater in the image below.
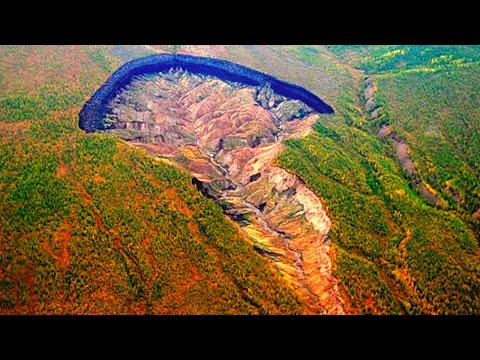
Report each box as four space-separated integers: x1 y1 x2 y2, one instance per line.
79 54 333 133
79 55 344 314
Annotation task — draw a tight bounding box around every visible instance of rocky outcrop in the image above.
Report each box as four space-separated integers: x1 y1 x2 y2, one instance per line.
79 53 334 133
93 69 344 314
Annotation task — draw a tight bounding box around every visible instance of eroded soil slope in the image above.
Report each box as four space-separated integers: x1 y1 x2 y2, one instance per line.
103 69 344 314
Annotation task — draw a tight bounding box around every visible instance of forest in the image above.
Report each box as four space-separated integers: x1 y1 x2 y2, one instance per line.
0 45 301 314
277 45 480 313
1 45 479 314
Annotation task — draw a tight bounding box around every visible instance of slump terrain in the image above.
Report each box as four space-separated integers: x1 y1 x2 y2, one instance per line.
103 69 344 314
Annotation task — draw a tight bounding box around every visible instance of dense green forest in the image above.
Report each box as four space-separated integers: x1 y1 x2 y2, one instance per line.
0 45 301 314
1 45 479 314
327 45 480 233
277 45 480 313
327 45 480 74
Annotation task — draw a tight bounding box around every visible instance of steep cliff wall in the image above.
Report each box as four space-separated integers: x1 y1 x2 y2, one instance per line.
79 53 334 132
96 70 344 314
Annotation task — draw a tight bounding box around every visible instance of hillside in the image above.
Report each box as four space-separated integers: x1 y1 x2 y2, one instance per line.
0 46 301 314
171 45 480 314
1 45 479 315
327 45 479 235
281 45 480 314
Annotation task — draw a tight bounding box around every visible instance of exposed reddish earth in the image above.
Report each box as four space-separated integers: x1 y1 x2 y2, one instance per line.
103 69 344 314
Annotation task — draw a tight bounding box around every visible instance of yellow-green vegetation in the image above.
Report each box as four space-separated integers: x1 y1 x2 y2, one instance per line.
0 45 301 314
374 64 480 215
331 45 480 234
2 44 479 315
278 45 480 314
327 45 480 74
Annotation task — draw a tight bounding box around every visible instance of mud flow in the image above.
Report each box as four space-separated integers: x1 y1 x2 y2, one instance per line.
103 69 344 314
